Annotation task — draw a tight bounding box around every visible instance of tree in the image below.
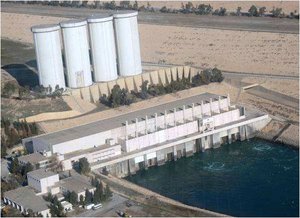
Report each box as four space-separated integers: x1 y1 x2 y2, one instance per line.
21 162 34 176
236 6 242 16
248 5 258 17
11 157 20 174
196 4 213 15
200 69 212 85
79 195 85 206
160 6 168 13
132 1 138 10
84 189 93 205
78 157 90 175
104 185 112 199
139 81 149 99
258 6 266 16
211 68 224 82
271 7 283 17
69 191 78 205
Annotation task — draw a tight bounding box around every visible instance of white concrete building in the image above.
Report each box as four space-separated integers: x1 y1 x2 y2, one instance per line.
3 186 51 217
23 93 269 177
27 169 59 194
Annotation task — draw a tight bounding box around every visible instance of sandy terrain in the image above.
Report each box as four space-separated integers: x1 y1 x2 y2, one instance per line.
2 12 299 76
241 77 299 98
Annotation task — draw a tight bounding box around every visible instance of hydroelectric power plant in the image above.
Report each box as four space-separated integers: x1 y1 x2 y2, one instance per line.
23 93 270 177
2 5 296 217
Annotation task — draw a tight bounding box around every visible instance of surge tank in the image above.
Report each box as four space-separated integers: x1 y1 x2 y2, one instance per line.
87 14 118 82
113 11 142 77
31 24 66 89
60 19 92 88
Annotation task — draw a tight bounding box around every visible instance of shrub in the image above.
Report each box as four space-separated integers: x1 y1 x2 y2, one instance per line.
248 5 258 17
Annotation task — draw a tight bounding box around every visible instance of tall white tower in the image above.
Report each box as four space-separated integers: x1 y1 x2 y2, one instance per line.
31 24 66 89
113 11 142 77
87 14 118 82
60 19 92 88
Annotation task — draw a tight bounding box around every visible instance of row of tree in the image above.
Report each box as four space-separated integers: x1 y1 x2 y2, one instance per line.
1 159 34 198
161 3 297 18
1 118 39 157
100 68 224 108
1 82 64 100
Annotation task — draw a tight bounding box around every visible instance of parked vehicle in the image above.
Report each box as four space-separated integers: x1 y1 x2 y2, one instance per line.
85 203 95 210
92 203 102 210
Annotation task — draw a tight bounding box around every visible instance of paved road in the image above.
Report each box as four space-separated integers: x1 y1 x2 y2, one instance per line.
1 3 299 34
77 193 127 217
142 62 300 80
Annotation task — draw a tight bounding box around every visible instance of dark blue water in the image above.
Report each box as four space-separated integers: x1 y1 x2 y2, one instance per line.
126 139 299 217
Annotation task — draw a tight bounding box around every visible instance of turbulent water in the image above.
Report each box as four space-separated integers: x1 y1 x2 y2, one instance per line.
126 138 299 217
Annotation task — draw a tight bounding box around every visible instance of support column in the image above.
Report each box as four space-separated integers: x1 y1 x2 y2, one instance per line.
209 98 213 116
183 105 186 123
192 103 195 119
212 133 221 148
135 118 138 137
201 101 204 116
144 154 148 169
125 121 128 140
164 110 167 128
227 94 231 107
156 150 165 166
128 159 136 175
145 115 148 134
218 96 221 113
155 113 158 131
174 108 177 126
173 145 177 161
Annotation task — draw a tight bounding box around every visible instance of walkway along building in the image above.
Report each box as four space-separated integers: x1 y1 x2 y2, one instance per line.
23 93 270 177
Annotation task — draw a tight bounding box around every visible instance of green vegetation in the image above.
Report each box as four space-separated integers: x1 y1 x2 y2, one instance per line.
1 158 34 196
63 191 78 206
1 82 64 100
44 194 66 217
1 118 39 157
100 85 136 108
91 179 112 204
100 68 224 108
78 157 91 175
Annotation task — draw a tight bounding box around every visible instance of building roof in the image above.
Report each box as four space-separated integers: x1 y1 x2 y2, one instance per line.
4 186 49 213
32 93 223 146
27 169 58 180
58 176 95 194
18 153 48 165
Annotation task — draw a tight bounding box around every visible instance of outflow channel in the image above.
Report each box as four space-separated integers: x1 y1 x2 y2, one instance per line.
126 138 299 217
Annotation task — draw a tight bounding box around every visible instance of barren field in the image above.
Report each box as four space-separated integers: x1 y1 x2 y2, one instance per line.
1 12 299 76
241 77 299 98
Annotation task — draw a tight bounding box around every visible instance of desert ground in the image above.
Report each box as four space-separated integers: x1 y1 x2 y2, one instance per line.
1 12 299 76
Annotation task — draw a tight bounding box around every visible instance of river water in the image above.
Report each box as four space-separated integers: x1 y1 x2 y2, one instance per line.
126 138 299 217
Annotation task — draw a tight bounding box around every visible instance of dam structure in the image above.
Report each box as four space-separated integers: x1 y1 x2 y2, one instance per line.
23 93 270 177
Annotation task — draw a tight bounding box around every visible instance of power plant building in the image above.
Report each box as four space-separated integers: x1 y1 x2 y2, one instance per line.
87 15 118 82
23 93 269 177
31 24 66 89
60 19 92 88
114 11 142 77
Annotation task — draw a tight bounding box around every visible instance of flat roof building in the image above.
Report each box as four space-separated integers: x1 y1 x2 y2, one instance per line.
3 186 50 217
18 152 50 168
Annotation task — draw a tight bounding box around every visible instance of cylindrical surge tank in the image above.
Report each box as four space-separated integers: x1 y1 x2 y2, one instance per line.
113 11 142 77
31 24 66 89
87 15 118 82
60 19 92 88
